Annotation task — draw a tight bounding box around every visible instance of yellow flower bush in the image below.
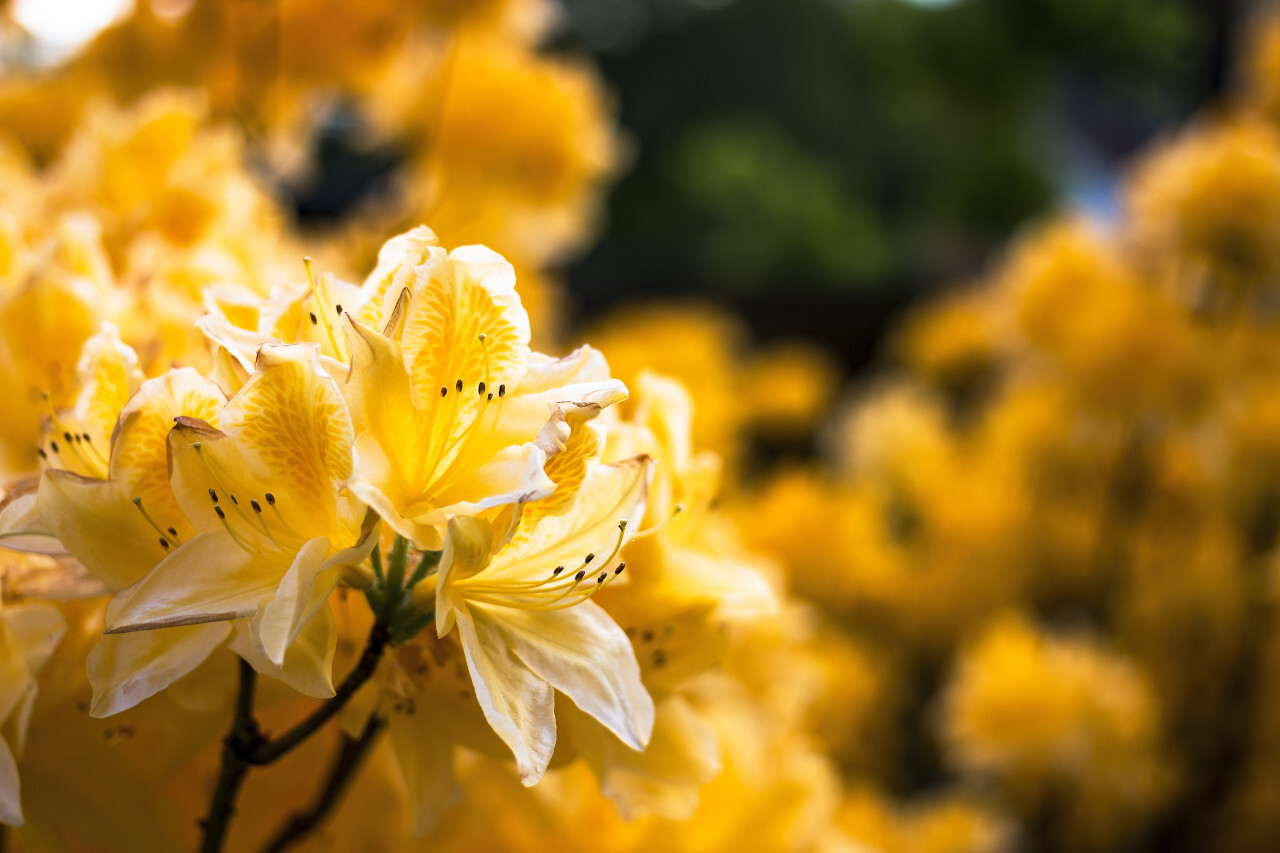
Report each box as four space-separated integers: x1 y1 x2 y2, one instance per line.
12 2 1280 852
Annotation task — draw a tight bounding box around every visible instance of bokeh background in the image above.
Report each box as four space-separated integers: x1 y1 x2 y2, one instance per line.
6 1 1280 851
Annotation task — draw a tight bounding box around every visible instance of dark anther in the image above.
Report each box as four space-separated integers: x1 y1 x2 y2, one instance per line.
36 448 47 459
575 570 586 582
209 488 219 503
455 379 464 393
642 629 655 643
63 431 72 442
597 573 607 584
251 499 262 513
309 312 318 325
441 386 448 397
159 538 169 550
487 392 494 401
498 384 506 398
335 304 343 315
82 433 92 442
229 494 239 505
552 565 564 575
215 505 227 520
50 440 59 453
478 381 486 395
615 563 626 575
584 553 595 564
652 650 667 668
167 527 178 537
265 493 276 505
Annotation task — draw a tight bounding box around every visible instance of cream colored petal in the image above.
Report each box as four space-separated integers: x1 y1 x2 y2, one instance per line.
254 537 337 666
0 492 63 556
433 515 495 636
36 470 165 590
105 529 285 633
389 708 459 837
482 599 654 752
521 345 612 393
454 604 556 785
490 378 627 450
87 622 230 718
232 605 338 699
3 603 64 678
0 738 21 826
426 443 556 525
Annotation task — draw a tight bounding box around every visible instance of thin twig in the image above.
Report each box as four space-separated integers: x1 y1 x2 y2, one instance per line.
199 659 263 853
258 715 387 853
247 621 390 765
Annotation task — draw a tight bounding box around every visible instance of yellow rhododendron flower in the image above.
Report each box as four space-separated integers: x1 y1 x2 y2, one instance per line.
104 344 378 690
341 237 625 547
425 455 654 785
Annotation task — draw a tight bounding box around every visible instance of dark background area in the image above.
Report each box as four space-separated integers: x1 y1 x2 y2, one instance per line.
553 0 1235 372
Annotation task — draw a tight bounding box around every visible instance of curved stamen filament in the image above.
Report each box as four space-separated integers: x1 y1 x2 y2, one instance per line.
131 497 182 547
41 393 106 478
303 257 343 359
457 522 630 610
214 504 261 555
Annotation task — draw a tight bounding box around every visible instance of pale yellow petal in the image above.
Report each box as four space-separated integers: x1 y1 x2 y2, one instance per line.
36 470 165 590
232 606 338 699
105 530 285 632
0 739 20 826
454 605 556 785
87 623 230 718
433 516 495 636
254 537 338 666
389 707 459 837
481 599 654 752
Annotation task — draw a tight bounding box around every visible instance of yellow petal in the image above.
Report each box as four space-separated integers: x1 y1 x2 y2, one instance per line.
218 344 357 539
86 623 231 718
105 530 285 633
69 324 142 449
110 367 226 538
483 456 652 584
400 245 530 411
254 537 337 666
0 492 62 556
568 693 720 820
357 226 440 331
